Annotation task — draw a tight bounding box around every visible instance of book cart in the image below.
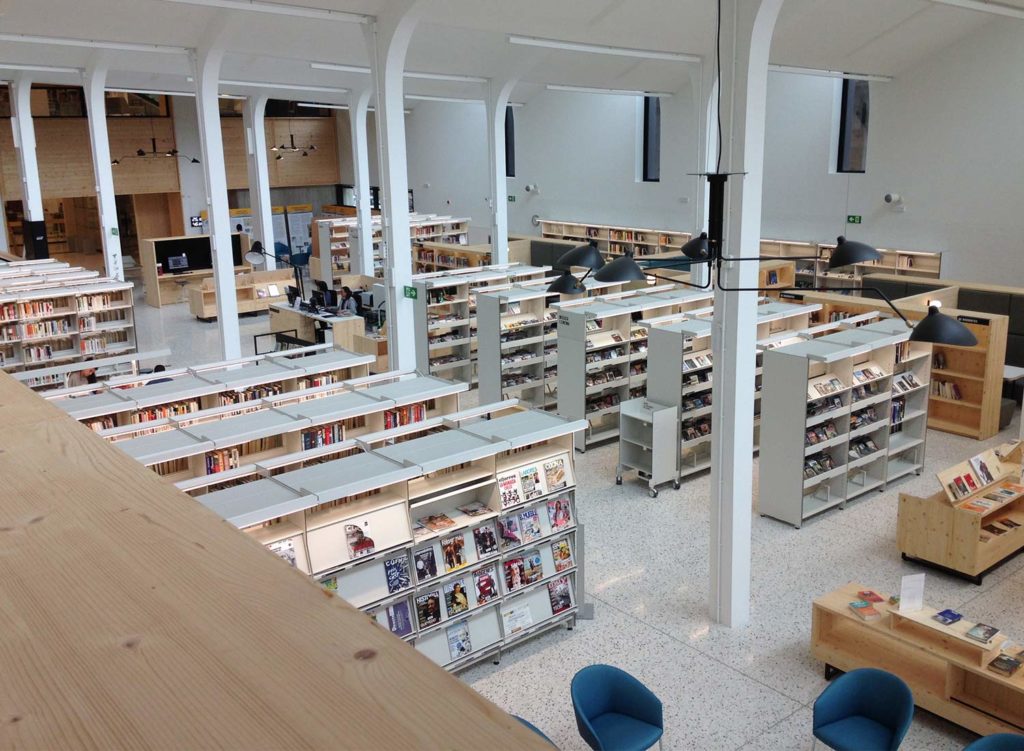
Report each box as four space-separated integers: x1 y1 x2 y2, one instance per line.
812 582 1024 736
759 318 932 527
46 346 375 431
898 442 1024 583
193 402 588 672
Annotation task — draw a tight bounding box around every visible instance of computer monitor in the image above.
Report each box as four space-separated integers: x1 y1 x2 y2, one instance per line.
286 286 300 306
166 254 189 274
310 290 326 310
314 280 328 293
323 289 338 308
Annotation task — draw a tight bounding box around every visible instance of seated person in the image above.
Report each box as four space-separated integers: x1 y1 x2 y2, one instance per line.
339 286 360 315
148 365 173 385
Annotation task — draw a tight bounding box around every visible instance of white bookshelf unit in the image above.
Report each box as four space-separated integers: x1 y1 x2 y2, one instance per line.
759 320 931 527
193 403 587 672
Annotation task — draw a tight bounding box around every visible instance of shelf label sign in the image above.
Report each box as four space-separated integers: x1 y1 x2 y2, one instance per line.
507 195 516 202
403 285 418 300
846 215 862 224
956 314 987 326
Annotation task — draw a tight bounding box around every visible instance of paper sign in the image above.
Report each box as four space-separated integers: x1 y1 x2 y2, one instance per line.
899 573 925 613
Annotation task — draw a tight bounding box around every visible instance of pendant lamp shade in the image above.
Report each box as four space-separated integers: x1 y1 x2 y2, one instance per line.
681 232 710 260
593 254 648 283
557 240 605 270
546 270 587 295
909 305 978 346
828 236 881 269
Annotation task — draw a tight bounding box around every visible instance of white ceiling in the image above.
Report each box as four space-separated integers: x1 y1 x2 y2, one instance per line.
0 0 1011 105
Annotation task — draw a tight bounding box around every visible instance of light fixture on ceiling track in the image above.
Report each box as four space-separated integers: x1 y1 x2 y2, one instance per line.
271 126 316 160
111 118 199 166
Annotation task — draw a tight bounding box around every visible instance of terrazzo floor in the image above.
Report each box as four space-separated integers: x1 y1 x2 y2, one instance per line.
131 287 1024 751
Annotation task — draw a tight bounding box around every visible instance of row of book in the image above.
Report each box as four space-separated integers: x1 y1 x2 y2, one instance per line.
852 382 885 402
852 365 887 384
586 392 621 415
585 365 627 389
129 399 200 424
78 312 129 332
384 403 427 429
682 393 712 412
804 450 838 479
806 421 840 447
585 346 626 364
76 293 127 312
21 319 75 339
682 418 711 443
682 351 714 373
0 303 17 321
219 383 285 406
807 395 844 418
850 405 880 430
301 424 342 450
25 342 74 363
889 399 907 433
848 437 881 459
931 380 963 400
0 324 18 343
892 372 923 394
18 300 58 318
979 516 1021 542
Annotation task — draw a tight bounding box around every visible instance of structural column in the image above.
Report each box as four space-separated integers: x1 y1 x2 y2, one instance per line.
83 63 124 281
485 79 515 264
243 94 275 268
690 62 718 288
368 1 423 369
192 46 242 360
708 0 783 628
9 76 46 258
347 84 375 277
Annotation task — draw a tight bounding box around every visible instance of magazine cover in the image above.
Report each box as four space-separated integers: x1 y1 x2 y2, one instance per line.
501 603 533 635
411 520 432 541
440 532 468 573
519 464 545 501
457 501 491 517
384 555 411 594
497 471 524 509
473 565 499 605
548 576 572 614
504 557 526 592
446 621 472 662
498 515 522 551
414 547 438 581
543 455 568 491
522 551 543 584
518 508 543 543
345 522 375 559
473 523 498 558
444 577 470 617
320 575 338 592
415 591 442 629
551 539 574 572
420 513 456 532
969 456 995 486
547 496 572 531
268 538 297 568
386 599 414 638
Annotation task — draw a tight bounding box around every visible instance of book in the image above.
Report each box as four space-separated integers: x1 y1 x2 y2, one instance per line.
547 495 573 531
933 608 962 625
988 653 1022 677
440 532 468 573
498 515 522 550
498 472 524 509
473 523 498 558
522 551 544 584
969 456 996 486
384 599 414 638
849 600 881 621
501 603 533 635
543 455 568 491
519 464 545 501
413 548 438 581
982 523 1008 536
504 557 526 592
415 591 442 629
420 513 456 532
548 576 572 615
443 577 470 617
345 522 375 559
457 501 492 517
857 590 884 603
966 623 1000 644
384 555 410 594
551 539 574 572
518 508 543 543
446 621 472 662
473 565 499 605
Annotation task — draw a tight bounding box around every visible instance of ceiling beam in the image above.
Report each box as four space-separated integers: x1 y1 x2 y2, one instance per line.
0 32 189 54
160 0 372 23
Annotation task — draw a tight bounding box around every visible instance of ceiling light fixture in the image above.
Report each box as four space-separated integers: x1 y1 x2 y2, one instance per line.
310 61 371 74
768 64 893 83
161 0 372 23
0 62 80 74
0 32 188 54
106 86 194 97
404 71 487 84
271 129 316 158
296 102 349 110
405 94 483 104
221 79 348 94
111 137 200 166
545 84 672 98
509 34 700 63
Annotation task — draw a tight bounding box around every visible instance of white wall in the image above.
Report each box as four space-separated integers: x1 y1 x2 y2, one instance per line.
761 19 1024 284
336 111 380 186
171 96 208 236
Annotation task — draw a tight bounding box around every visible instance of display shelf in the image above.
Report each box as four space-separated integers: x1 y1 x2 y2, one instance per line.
539 219 692 263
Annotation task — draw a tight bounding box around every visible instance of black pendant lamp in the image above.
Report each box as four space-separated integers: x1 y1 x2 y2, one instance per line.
547 270 587 295
828 235 881 269
910 305 978 346
558 239 605 270
681 231 711 260
593 253 648 283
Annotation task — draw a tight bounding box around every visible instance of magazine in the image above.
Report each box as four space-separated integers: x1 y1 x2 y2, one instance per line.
473 523 498 558
384 555 411 594
498 515 522 550
969 455 996 486
420 514 456 532
443 577 470 617
543 455 568 491
519 464 545 501
548 576 572 614
345 522 375 559
385 599 414 638
457 501 492 517
501 603 534 635
414 548 438 581
504 557 526 592
411 520 432 541
268 539 297 568
440 532 468 573
518 508 543 543
522 551 543 584
547 496 573 531
498 471 524 509
551 539 574 572
446 621 472 662
474 565 500 605
415 591 442 629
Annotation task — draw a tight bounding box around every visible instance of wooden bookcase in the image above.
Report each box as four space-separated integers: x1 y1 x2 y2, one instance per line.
758 259 796 297
812 582 1024 736
539 219 692 262
187 269 295 321
414 242 492 273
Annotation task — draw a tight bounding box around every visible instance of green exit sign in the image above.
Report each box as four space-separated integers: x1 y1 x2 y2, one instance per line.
403 285 417 300
507 195 516 203
847 215 862 224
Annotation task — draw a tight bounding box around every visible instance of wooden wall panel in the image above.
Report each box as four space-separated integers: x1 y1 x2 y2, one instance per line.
221 118 248 190
108 118 181 196
267 118 340 188
134 192 183 240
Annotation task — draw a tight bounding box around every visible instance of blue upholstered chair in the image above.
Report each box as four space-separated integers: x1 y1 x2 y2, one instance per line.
513 715 555 746
571 664 664 751
812 668 914 751
964 733 1024 750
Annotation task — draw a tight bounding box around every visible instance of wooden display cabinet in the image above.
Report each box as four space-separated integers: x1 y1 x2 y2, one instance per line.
188 269 294 321
757 260 796 297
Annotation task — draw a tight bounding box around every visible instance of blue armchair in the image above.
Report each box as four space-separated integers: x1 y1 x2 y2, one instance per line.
964 733 1024 750
512 715 555 746
571 664 664 751
812 668 914 751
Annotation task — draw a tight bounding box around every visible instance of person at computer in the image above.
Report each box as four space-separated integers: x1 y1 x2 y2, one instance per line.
339 286 359 315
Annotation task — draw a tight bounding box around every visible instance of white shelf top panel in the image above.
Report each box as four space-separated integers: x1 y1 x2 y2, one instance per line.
274 390 385 422
646 288 715 306
772 338 864 362
360 375 466 405
185 409 305 447
655 318 714 338
115 429 212 465
199 478 316 529
270 349 374 376
857 318 915 340
756 301 821 322
126 375 225 409
822 326 907 349
376 430 507 473
205 361 302 391
460 410 586 448
54 390 134 420
276 451 418 502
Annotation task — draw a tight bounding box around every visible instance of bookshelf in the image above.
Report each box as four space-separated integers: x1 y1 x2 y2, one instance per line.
0 274 137 389
414 242 492 273
898 442 1024 583
187 269 295 321
812 582 1024 736
539 219 692 262
759 320 931 527
760 239 942 289
758 260 796 297
46 347 374 431
194 403 587 672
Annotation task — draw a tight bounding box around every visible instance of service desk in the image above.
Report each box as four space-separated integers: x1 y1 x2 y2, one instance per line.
269 303 364 350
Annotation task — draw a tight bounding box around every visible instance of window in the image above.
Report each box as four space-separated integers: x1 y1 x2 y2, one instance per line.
504 105 516 178
641 96 661 182
837 79 869 173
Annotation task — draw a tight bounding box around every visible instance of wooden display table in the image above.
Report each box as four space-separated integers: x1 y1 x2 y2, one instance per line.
269 303 364 350
188 269 295 321
353 330 389 372
812 583 1024 735
140 233 250 308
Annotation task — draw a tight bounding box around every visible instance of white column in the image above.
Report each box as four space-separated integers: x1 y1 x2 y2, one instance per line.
348 84 375 277
83 63 124 281
368 2 423 370
690 62 718 288
192 46 241 360
0 189 9 254
243 94 275 269
172 96 208 235
486 79 515 264
10 76 44 223
708 0 784 628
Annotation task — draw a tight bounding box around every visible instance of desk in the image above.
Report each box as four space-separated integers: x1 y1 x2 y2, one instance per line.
269 304 364 350
140 234 249 308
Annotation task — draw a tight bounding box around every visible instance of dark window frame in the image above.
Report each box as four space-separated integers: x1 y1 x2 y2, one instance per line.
504 105 516 178
641 96 661 183
836 79 869 173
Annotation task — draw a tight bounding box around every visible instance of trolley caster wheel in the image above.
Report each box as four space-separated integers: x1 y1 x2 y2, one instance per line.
649 489 658 498
673 480 681 490
615 477 622 485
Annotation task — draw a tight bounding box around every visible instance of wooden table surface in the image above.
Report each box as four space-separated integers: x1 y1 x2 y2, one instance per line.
0 372 546 750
